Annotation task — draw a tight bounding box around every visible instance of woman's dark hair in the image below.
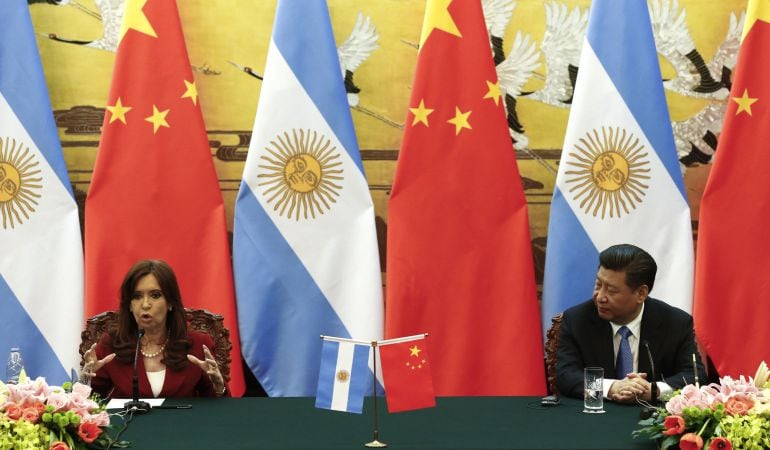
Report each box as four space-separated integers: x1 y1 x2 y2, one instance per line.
598 244 657 292
108 259 191 371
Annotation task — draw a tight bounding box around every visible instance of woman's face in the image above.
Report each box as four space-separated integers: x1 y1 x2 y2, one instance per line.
130 273 169 334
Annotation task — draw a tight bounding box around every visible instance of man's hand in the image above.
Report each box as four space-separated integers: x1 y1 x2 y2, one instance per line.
608 372 651 403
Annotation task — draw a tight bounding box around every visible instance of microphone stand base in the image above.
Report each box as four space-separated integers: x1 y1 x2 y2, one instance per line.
639 408 658 420
124 400 151 414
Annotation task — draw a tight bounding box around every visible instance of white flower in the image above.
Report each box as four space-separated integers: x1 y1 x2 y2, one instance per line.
754 361 770 388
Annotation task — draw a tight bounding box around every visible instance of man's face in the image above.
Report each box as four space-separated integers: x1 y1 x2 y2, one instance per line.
593 267 647 325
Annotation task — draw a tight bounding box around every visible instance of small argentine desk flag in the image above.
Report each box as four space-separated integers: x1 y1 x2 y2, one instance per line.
0 0 84 383
315 336 371 414
542 0 693 332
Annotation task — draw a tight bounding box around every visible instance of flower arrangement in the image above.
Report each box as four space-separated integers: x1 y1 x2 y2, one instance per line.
0 377 127 450
634 361 770 450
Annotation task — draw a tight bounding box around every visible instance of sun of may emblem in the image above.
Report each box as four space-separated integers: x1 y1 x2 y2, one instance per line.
564 126 650 219
257 128 343 220
0 137 42 229
336 369 350 383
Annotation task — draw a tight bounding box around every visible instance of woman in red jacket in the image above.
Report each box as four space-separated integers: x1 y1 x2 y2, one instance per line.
82 259 227 398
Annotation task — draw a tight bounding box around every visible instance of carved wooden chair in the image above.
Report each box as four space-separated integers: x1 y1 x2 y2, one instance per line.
544 312 563 395
79 308 232 385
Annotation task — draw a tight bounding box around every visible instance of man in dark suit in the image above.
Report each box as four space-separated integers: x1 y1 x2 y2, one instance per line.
555 244 706 403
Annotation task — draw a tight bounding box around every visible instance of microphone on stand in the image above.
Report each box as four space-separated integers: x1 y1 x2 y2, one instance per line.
638 340 660 420
642 340 658 405
124 329 150 414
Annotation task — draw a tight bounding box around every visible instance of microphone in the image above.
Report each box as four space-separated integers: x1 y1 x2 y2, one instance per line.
642 340 658 405
693 353 700 388
124 329 150 414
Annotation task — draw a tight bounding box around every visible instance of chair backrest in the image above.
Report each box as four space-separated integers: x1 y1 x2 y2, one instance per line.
79 308 232 385
544 312 563 395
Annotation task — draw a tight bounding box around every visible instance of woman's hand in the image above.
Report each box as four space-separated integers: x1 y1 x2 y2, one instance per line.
81 343 116 382
187 345 225 395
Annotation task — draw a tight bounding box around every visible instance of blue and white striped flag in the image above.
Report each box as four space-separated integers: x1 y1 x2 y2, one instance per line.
542 0 693 332
0 0 84 383
233 0 383 396
315 337 371 413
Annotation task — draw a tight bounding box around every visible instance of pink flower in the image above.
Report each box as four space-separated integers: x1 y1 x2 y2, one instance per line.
680 433 704 450
663 415 686 436
4 403 22 420
50 441 71 450
78 422 103 443
666 395 687 415
71 407 90 419
666 385 712 415
46 392 70 412
71 382 92 398
69 392 99 412
681 384 701 400
718 376 760 399
709 437 732 450
21 407 40 423
83 410 110 427
725 395 753 415
29 377 51 396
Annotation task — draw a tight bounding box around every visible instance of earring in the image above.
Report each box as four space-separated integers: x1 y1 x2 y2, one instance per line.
169 307 173 311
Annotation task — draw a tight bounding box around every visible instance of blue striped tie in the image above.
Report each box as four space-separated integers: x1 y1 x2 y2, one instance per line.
616 326 633 379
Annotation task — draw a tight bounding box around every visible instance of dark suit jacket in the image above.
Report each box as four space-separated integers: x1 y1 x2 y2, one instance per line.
92 331 219 398
555 298 706 398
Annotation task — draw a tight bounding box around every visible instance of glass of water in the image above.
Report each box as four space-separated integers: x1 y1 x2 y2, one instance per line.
583 367 605 413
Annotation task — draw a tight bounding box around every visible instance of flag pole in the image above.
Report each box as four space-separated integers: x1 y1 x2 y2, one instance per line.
365 341 386 448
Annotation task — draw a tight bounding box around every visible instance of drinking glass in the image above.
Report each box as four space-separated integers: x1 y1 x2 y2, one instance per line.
583 367 605 413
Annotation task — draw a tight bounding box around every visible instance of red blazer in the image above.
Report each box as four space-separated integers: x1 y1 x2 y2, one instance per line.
92 331 219 398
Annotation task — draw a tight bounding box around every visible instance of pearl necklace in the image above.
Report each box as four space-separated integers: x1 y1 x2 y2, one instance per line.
140 340 166 359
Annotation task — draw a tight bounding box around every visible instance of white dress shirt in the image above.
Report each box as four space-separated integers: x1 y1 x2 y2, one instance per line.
602 303 672 399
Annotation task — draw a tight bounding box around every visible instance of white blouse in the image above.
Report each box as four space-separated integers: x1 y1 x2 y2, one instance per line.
146 369 166 398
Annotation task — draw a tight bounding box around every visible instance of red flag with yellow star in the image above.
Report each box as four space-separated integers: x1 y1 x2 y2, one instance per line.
379 335 435 412
694 1 770 378
84 0 245 395
385 0 546 395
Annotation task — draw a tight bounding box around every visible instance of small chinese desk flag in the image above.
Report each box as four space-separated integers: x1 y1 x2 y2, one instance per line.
380 335 436 413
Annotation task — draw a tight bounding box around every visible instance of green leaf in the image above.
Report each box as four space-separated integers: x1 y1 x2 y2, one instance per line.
661 435 679 450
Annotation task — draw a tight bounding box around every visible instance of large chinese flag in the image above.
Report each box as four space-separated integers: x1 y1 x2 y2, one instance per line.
385 0 546 395
694 1 770 378
85 0 244 395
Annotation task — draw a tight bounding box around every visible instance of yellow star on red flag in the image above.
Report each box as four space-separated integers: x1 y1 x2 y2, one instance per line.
409 99 434 126
419 0 461 49
106 98 132 124
447 107 472 135
733 89 758 116
483 80 502 106
182 80 198 105
119 0 157 43
145 105 170 133
410 345 422 357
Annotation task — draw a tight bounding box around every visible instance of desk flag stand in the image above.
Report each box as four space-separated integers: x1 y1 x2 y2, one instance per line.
364 340 386 448
317 333 432 447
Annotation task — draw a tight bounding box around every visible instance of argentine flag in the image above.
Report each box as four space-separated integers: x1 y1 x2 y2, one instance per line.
315 337 371 413
233 0 383 396
542 0 693 332
0 1 84 383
